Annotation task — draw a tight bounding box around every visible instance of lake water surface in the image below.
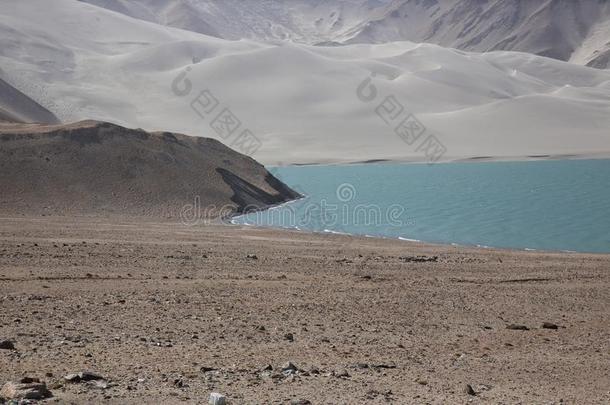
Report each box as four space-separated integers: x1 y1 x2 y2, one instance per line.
234 159 610 253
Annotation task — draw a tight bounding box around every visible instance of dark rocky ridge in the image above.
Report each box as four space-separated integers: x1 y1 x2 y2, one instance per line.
0 120 300 218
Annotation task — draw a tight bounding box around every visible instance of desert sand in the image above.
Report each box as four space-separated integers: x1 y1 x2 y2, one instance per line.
2 0 610 165
1 216 608 404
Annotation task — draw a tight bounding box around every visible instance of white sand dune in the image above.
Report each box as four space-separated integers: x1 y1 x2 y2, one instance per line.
0 76 59 123
81 0 610 69
1 0 609 164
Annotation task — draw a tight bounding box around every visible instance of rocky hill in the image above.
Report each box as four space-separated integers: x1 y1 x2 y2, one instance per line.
0 120 300 218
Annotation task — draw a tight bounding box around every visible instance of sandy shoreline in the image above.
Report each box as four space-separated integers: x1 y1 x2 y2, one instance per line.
270 153 610 167
1 216 609 404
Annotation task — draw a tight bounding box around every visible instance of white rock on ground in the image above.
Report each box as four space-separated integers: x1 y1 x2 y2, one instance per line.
209 392 227 405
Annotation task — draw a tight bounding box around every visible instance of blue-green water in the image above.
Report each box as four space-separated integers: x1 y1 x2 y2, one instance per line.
234 159 610 253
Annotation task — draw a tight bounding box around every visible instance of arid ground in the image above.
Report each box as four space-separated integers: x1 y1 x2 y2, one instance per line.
1 216 608 404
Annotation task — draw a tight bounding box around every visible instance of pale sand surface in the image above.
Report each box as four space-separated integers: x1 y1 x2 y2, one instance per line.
0 216 609 404
4 1 610 167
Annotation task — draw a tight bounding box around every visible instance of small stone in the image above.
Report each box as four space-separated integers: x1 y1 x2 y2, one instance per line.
0 381 52 400
209 392 226 405
261 364 273 371
200 366 217 373
282 362 299 374
64 373 80 382
335 370 350 378
92 380 109 389
542 322 559 330
0 340 15 350
291 400 312 405
18 377 39 384
64 371 105 383
246 254 258 260
464 384 476 396
284 333 294 342
506 324 529 331
372 363 397 369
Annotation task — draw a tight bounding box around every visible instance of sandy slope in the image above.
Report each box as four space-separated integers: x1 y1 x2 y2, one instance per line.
80 0 610 68
0 216 609 403
0 77 59 124
1 0 610 164
0 120 299 217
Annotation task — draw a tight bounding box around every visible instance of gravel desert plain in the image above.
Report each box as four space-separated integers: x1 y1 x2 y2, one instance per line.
1 216 609 404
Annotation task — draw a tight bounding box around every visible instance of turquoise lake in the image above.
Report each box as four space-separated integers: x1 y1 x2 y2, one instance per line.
234 159 610 253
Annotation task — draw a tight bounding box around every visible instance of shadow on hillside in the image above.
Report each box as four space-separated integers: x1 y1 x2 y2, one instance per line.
216 168 301 213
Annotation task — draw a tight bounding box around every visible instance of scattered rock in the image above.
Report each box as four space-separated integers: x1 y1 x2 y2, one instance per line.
464 384 476 396
477 384 493 391
261 364 273 372
209 392 226 405
366 389 394 400
399 255 438 263
64 371 105 383
0 380 52 400
246 254 258 260
0 340 15 350
91 380 109 389
542 322 559 330
506 324 529 331
372 363 397 370
336 258 353 264
334 369 350 378
281 362 299 375
284 333 294 342
291 400 312 405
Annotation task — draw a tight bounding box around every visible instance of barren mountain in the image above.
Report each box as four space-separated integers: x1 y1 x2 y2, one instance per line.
79 0 610 68
0 121 300 217
345 0 610 69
